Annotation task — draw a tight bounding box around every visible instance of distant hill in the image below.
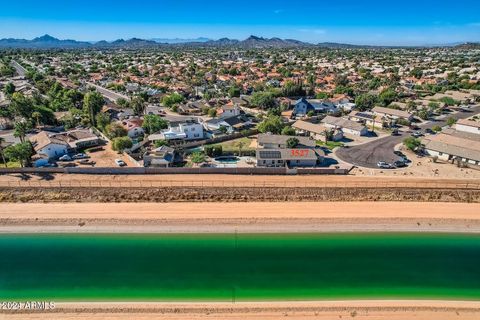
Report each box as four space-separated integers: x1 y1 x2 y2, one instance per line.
0 34 91 48
454 42 480 49
0 34 478 50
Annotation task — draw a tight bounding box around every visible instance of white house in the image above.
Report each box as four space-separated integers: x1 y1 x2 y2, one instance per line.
151 120 204 141
456 119 480 135
293 98 337 117
29 131 69 159
218 105 242 118
422 132 480 166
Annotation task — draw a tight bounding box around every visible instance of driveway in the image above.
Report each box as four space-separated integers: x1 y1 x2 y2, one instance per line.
336 106 480 168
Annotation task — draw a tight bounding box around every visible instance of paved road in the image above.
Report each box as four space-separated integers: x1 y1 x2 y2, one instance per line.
10 60 27 77
336 106 480 168
86 82 131 102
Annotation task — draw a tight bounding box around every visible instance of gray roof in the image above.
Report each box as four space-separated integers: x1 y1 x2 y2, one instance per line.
257 134 316 148
422 133 480 162
442 128 480 142
372 106 413 119
257 148 324 161
322 116 367 132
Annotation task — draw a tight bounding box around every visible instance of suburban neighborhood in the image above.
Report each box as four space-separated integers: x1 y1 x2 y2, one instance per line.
1 41 479 177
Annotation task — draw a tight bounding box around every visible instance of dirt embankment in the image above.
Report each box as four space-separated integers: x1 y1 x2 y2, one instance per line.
1 186 479 203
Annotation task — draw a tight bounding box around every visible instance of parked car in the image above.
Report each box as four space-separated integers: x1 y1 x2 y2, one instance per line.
377 161 393 169
393 160 407 168
58 155 72 162
391 129 400 136
72 153 89 160
424 128 435 135
78 159 96 166
412 131 423 138
59 162 77 168
115 159 127 167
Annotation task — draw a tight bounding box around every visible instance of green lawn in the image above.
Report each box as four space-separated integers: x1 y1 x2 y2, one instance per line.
2 161 22 168
316 140 344 150
208 137 255 155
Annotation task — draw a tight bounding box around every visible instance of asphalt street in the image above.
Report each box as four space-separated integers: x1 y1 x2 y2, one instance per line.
336 106 480 168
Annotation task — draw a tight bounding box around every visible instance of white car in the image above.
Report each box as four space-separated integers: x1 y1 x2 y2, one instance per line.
115 159 127 167
59 155 72 162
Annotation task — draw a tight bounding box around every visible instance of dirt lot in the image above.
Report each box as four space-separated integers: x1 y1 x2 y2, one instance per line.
84 142 139 167
352 148 480 179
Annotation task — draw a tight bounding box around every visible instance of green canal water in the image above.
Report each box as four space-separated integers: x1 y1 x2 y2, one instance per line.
1 233 480 301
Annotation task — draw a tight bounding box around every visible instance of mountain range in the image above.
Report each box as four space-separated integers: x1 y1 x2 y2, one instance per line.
0 34 478 49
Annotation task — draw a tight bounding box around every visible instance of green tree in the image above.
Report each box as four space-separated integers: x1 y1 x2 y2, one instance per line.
228 86 241 98
282 81 305 97
235 140 247 156
131 96 146 116
286 137 299 148
95 113 111 132
258 115 285 134
447 117 457 127
105 123 128 139
355 93 377 111
281 126 296 136
142 114 168 134
251 92 276 109
13 121 31 143
208 108 217 118
83 91 104 126
315 92 330 99
117 98 130 108
440 97 458 107
112 136 133 153
154 140 168 148
0 137 7 167
4 82 15 95
417 108 430 120
410 68 423 79
4 142 33 168
378 88 398 107
161 93 184 108
31 111 42 127
9 92 33 118
191 152 206 164
403 137 421 151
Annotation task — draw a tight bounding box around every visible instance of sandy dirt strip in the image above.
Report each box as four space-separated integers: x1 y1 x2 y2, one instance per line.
0 202 480 233
3 301 480 319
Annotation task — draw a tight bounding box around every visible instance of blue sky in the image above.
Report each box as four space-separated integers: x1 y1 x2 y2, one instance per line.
1 0 479 45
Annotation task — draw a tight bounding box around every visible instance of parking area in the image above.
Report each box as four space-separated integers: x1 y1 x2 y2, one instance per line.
84 142 138 167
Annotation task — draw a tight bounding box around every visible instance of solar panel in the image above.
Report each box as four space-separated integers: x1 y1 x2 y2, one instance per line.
356 112 375 120
259 151 282 159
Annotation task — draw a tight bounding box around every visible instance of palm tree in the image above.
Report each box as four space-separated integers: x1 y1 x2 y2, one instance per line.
32 111 42 128
0 137 7 168
14 120 31 143
235 140 247 157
